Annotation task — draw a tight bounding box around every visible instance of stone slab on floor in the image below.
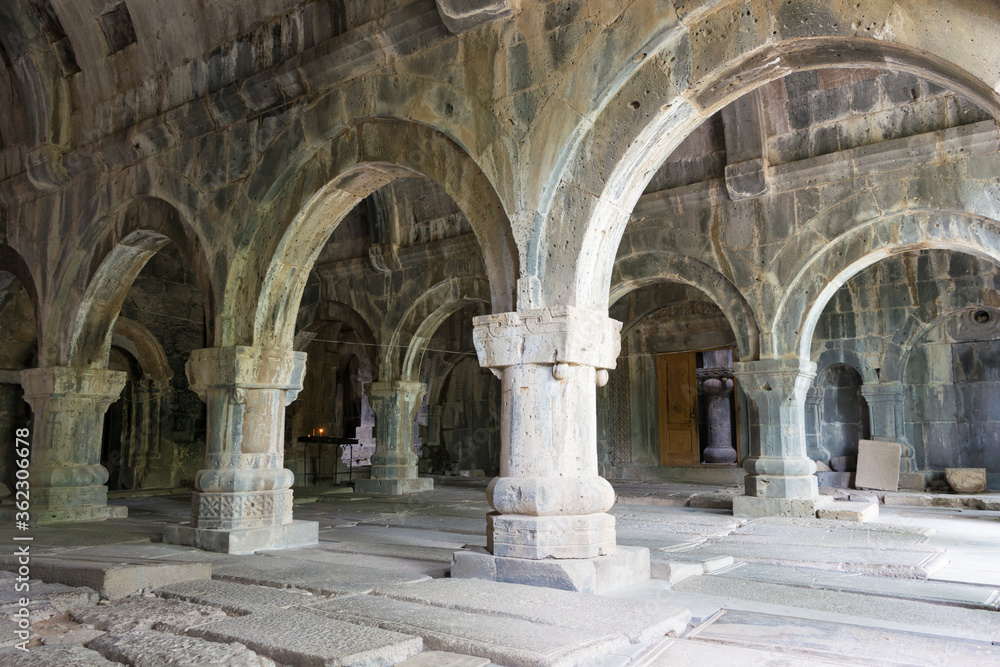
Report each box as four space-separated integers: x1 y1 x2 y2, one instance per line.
0 557 212 600
371 578 690 644
88 629 275 667
188 608 422 667
395 651 491 667
671 575 1000 642
732 495 834 518
634 637 844 667
451 545 650 595
211 555 431 595
155 578 318 614
0 582 98 612
689 609 1000 666
649 560 703 584
260 547 449 577
816 500 879 522
0 644 120 665
308 594 629 667
732 516 933 543
291 541 458 563
70 597 226 633
717 563 1000 610
0 618 21 648
651 552 735 573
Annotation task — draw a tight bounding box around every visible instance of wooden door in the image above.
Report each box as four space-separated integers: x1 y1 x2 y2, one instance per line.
657 352 699 465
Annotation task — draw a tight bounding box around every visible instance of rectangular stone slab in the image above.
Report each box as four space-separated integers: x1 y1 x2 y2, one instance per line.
71 597 227 633
671 541 947 578
690 610 1000 666
0 557 211 600
672 575 1000 641
308 595 629 667
639 637 844 666
716 563 1000 610
370 578 690 644
188 609 422 667
88 629 274 667
155 578 319 614
855 439 901 491
211 555 430 594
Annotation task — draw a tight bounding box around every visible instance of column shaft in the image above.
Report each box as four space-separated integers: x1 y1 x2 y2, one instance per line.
355 380 433 495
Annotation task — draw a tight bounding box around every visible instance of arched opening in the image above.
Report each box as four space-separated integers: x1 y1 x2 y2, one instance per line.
808 249 1000 490
599 282 748 484
0 265 37 492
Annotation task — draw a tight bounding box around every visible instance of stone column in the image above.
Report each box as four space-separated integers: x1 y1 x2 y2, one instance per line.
19 367 128 523
698 350 737 464
732 358 831 518
451 307 649 593
860 382 914 472
355 381 433 495
163 346 318 554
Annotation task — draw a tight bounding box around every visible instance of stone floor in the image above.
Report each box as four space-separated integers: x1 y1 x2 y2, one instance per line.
1 479 1000 666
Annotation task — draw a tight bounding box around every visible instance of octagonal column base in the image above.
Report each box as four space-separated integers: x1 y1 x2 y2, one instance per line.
452 545 649 594
164 520 318 555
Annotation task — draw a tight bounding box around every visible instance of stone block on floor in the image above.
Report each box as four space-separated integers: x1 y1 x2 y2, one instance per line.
946 468 987 493
155 578 316 615
163 519 318 555
0 558 211 600
855 440 901 491
732 496 834 518
650 560 704 584
0 644 120 665
817 501 879 522
395 650 492 666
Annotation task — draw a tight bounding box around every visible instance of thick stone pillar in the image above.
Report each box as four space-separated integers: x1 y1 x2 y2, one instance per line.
355 381 433 495
732 359 831 518
451 307 649 593
860 382 915 472
163 347 318 554
19 367 128 523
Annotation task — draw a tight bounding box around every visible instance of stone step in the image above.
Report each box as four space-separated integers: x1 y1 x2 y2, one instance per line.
155 579 318 615
650 560 703 584
817 500 879 522
650 553 735 573
0 556 211 600
670 540 948 578
187 609 422 666
671 575 1000 642
370 578 690 644
307 594 631 667
716 563 1000 610
88 629 275 667
688 609 1000 666
211 554 430 594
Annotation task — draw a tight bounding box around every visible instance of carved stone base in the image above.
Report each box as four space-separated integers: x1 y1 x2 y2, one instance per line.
163 520 318 555
451 545 649 594
487 512 616 560
732 495 834 518
191 489 293 530
354 477 433 495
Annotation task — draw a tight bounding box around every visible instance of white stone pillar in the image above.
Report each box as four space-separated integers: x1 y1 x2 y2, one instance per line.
451 307 649 593
355 380 433 495
163 346 318 554
19 367 128 523
732 358 831 518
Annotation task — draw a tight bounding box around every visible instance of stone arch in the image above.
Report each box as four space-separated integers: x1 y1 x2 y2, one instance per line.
110 317 173 386
610 251 760 360
526 0 1000 313
64 197 215 369
293 301 381 380
0 242 39 329
813 347 877 385
227 116 516 351
384 277 492 382
775 211 1000 360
